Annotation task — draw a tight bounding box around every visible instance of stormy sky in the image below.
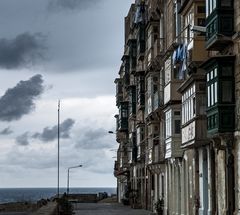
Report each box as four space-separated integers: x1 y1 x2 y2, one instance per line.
0 0 132 188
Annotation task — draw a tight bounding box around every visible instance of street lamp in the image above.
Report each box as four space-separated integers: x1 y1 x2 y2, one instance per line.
67 165 83 195
108 131 116 134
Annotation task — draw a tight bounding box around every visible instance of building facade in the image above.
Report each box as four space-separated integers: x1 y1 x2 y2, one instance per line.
113 0 240 214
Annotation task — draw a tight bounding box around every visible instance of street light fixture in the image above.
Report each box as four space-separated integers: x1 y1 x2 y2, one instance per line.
108 131 116 134
67 165 83 195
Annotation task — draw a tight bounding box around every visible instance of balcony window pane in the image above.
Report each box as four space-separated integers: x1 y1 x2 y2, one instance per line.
222 66 232 76
208 86 210 107
193 97 196 116
214 68 217 77
175 120 181 134
222 81 232 102
122 109 128 118
190 98 193 119
209 0 213 14
221 0 231 7
165 110 172 138
183 103 185 124
185 103 187 123
213 0 216 10
206 0 209 17
211 84 214 106
214 82 218 103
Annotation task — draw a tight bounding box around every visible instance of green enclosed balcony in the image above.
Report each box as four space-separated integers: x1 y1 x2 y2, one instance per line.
137 24 146 60
127 39 137 72
115 78 123 107
205 0 234 50
119 102 129 131
202 56 235 135
128 85 136 116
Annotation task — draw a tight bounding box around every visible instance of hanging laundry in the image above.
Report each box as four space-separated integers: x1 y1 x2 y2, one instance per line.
172 49 177 65
179 44 187 79
177 44 184 62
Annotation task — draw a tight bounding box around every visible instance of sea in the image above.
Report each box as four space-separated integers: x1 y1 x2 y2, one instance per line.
0 187 116 204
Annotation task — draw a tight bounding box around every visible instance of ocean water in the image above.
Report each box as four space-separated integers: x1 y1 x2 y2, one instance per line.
0 187 116 204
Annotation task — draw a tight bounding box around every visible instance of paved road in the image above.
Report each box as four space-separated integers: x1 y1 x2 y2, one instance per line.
0 213 28 215
73 203 151 215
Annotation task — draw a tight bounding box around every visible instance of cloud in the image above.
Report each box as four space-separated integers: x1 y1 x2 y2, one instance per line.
16 132 29 146
48 0 100 12
0 74 44 121
15 118 75 146
33 118 75 142
0 32 47 69
75 128 112 149
0 127 13 135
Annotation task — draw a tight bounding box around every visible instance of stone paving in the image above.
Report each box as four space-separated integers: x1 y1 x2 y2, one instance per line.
72 203 151 215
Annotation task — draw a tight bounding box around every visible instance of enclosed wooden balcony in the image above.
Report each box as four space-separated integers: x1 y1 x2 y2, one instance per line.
118 102 129 131
164 106 182 159
164 80 182 105
205 0 234 50
201 55 235 135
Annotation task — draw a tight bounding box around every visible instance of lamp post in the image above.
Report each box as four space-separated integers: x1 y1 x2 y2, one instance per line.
108 131 116 134
57 100 60 199
67 165 83 195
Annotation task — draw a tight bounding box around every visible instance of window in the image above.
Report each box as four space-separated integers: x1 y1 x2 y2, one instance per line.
120 103 128 118
122 109 128 118
119 102 128 130
137 145 141 158
165 57 172 84
165 109 181 138
221 0 231 7
222 81 232 102
222 65 233 76
175 120 181 134
207 67 218 108
147 30 151 51
206 0 216 17
197 6 206 14
182 84 196 124
165 110 172 138
129 86 136 115
184 11 194 45
207 113 218 130
204 57 235 132
198 18 206 27
137 126 144 145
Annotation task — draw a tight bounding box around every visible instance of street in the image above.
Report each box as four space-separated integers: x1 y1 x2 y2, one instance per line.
72 203 150 215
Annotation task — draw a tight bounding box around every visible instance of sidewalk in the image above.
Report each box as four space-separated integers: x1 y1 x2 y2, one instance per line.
73 202 150 215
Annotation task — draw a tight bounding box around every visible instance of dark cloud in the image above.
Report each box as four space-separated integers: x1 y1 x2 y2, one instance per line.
75 128 112 149
0 32 47 69
16 132 29 146
0 74 44 121
15 118 75 146
33 118 75 142
0 127 13 135
48 0 100 11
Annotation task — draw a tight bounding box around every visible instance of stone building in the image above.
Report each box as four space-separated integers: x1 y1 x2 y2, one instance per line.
113 0 240 214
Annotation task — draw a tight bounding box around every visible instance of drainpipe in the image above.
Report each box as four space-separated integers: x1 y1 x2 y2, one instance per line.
175 0 181 43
